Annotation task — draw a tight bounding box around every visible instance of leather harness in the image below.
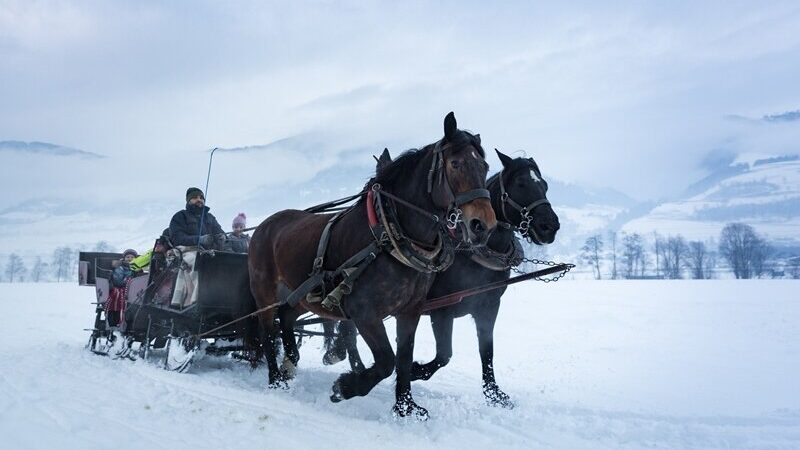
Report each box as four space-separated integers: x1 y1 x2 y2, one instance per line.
284 143 489 317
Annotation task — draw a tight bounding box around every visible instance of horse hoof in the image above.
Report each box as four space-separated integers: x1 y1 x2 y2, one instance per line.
330 382 344 403
484 385 514 409
267 379 289 390
323 348 346 366
392 398 429 421
280 357 297 380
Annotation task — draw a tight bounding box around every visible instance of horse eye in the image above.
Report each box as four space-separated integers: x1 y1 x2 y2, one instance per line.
450 160 462 169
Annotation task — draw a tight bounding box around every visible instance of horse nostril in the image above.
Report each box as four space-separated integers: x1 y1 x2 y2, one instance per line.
470 218 486 235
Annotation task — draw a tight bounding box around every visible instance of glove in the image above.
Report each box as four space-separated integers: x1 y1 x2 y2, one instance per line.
199 234 214 247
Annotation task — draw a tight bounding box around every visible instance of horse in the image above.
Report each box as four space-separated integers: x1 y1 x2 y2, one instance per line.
247 112 497 419
409 149 560 408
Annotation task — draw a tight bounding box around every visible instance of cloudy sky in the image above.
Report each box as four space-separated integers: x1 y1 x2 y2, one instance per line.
3 0 800 206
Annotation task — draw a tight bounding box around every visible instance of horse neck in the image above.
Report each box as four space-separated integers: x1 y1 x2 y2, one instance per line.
384 154 443 246
488 175 506 223
486 174 518 252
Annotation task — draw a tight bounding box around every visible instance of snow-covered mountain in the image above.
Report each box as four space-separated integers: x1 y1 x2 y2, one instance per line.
3 136 799 265
621 156 800 246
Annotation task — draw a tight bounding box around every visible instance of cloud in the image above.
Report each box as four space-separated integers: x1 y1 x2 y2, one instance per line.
3 1 800 202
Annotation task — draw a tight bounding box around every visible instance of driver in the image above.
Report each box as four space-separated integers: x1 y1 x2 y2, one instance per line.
168 187 225 309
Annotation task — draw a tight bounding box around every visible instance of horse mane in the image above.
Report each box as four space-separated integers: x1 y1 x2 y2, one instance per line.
370 130 485 187
372 147 429 187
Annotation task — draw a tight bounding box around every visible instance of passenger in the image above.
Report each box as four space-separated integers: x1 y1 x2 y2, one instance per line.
168 187 224 309
107 249 138 327
224 213 250 253
111 249 138 288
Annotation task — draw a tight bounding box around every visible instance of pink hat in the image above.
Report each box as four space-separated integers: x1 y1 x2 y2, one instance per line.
232 213 246 228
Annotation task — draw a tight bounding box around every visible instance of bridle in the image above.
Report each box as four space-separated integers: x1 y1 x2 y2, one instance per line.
497 166 551 242
426 140 491 238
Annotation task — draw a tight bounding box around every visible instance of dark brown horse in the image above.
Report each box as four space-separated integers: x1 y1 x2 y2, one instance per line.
248 113 496 419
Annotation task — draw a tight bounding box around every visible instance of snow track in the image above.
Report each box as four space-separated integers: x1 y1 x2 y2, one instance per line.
0 282 798 449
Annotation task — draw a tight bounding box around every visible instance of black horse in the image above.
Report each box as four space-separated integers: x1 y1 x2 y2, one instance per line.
248 113 496 419
409 149 560 407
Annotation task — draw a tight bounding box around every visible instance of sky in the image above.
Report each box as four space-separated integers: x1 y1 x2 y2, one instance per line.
3 0 800 206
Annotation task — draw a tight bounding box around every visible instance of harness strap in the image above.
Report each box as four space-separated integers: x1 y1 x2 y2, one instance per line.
498 169 551 223
313 210 345 274
454 188 490 207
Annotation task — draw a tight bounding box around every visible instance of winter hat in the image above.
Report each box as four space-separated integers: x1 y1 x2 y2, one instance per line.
232 213 247 228
186 187 204 202
122 249 139 258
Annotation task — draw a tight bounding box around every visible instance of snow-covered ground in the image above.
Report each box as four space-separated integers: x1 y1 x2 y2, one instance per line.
0 281 798 449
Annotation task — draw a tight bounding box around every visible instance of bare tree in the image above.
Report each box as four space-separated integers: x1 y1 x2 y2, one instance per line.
4 254 27 282
663 235 687 279
685 241 711 279
621 233 645 278
93 241 114 252
30 257 49 282
580 235 604 280
752 238 771 278
607 230 618 279
719 223 770 279
653 232 662 277
52 246 75 282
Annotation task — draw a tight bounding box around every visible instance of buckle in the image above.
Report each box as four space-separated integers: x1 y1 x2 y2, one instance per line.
312 257 324 271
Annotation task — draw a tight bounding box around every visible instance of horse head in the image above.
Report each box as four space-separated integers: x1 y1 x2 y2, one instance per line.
492 149 560 245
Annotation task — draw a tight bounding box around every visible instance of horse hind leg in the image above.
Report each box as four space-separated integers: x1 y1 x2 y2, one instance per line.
410 310 454 381
323 321 365 373
322 320 346 365
256 311 288 389
278 305 300 379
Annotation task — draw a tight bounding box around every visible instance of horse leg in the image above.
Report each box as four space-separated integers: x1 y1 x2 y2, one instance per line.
322 320 336 360
339 321 365 373
322 320 348 365
475 302 513 408
330 318 394 403
278 305 300 379
410 309 454 381
257 312 288 389
394 313 428 419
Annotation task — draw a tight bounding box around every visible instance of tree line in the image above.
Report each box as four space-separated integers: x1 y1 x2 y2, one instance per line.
1 241 115 283
580 222 787 280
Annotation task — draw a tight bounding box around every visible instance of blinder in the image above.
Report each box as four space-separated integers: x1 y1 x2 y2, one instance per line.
426 140 491 234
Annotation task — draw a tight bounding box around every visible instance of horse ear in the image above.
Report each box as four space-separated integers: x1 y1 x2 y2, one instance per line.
474 134 481 145
444 111 457 140
375 148 392 172
495 148 513 168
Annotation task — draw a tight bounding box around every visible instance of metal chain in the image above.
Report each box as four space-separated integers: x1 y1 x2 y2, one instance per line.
512 257 574 283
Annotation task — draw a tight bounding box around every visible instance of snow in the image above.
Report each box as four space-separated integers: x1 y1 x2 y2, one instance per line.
1 281 798 449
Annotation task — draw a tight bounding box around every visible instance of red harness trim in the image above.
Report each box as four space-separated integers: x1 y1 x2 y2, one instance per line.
366 191 378 227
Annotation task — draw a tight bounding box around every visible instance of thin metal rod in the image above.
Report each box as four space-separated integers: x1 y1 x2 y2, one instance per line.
197 147 219 247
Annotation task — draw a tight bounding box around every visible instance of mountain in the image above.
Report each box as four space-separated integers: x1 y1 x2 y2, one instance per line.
0 140 104 159
621 156 800 246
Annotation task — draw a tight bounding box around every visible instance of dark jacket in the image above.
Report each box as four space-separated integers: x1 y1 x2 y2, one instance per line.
224 233 250 253
169 203 225 248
